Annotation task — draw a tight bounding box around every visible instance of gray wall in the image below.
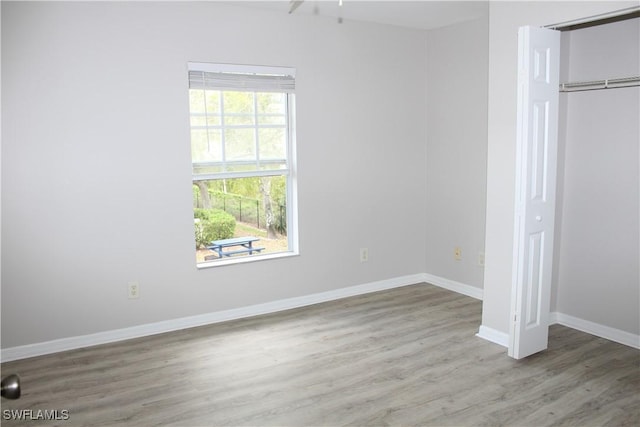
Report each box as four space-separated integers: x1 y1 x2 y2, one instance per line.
554 18 640 334
1 1 428 348
426 17 489 289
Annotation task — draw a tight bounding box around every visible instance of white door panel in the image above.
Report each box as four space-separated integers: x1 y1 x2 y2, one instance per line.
509 26 561 359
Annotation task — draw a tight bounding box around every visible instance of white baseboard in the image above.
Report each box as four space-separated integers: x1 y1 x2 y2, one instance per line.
550 312 640 349
475 313 640 351
1 274 425 362
6 273 634 362
422 274 501 347
422 273 483 300
476 325 509 347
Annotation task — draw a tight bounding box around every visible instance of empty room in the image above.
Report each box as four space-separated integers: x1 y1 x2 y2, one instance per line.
1 1 638 426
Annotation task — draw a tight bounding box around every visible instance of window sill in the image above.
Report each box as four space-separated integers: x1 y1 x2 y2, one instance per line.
196 250 299 269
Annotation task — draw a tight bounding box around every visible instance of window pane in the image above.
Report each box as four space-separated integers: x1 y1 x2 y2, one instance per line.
225 128 255 161
257 93 285 114
223 92 254 125
191 129 222 163
205 90 221 114
207 116 221 126
190 115 207 127
257 93 286 125
193 176 289 264
190 90 221 125
259 128 286 160
189 89 206 114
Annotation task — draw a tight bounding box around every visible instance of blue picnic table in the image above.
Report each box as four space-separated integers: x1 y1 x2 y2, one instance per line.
207 236 264 258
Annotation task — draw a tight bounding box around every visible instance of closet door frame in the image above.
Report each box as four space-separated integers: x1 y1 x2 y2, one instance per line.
509 7 638 359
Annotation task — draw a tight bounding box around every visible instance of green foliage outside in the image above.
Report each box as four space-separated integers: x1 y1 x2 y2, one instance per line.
206 176 286 206
210 191 261 225
192 177 286 207
192 176 287 235
194 208 236 248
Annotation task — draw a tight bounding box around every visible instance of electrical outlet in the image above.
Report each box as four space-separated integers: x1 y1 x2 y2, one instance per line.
360 248 369 262
128 281 140 299
478 252 485 267
454 247 462 261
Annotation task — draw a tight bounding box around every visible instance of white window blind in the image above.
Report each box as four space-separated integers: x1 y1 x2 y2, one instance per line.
188 71 296 93
188 62 295 93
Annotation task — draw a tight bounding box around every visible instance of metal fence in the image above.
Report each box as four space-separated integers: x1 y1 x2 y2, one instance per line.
194 191 286 234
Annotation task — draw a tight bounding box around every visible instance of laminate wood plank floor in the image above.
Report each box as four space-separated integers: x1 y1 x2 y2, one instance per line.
1 283 638 426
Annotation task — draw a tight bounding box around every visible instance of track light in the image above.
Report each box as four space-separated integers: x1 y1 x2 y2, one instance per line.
1 374 21 399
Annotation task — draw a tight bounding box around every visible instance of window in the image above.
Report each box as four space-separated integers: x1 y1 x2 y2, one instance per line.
188 62 297 266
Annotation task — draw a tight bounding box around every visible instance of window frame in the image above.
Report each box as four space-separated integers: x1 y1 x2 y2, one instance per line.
188 62 299 268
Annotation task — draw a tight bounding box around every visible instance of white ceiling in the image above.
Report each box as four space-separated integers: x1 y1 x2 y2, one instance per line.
238 0 489 30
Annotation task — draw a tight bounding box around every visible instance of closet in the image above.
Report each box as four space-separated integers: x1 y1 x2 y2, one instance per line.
553 14 639 338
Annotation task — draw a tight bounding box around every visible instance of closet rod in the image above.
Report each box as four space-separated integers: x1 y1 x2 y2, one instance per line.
559 76 640 93
546 6 640 31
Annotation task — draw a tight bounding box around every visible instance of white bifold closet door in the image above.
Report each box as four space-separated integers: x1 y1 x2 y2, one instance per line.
509 26 561 360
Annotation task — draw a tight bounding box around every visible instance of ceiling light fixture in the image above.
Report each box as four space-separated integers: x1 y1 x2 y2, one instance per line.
289 0 345 24
289 0 303 14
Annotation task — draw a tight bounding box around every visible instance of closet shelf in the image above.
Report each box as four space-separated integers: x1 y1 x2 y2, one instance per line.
559 75 640 92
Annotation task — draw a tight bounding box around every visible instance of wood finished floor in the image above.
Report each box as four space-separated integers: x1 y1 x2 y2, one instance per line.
1 283 638 427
